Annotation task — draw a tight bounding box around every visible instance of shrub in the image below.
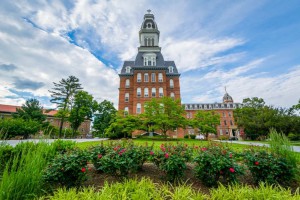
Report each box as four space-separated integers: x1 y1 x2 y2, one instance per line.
150 143 193 182
89 145 107 171
287 133 300 141
194 143 244 187
0 142 14 173
98 144 152 177
244 148 295 185
43 149 89 188
0 142 53 200
184 134 189 139
50 139 76 154
0 118 41 139
190 134 196 139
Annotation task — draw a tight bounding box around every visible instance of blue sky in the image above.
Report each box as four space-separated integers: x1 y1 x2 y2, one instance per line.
0 0 299 108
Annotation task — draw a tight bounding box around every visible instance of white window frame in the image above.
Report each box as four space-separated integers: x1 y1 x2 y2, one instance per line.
125 79 130 88
136 103 141 114
168 66 174 73
151 88 156 97
125 93 129 102
151 73 156 82
159 87 163 97
137 73 141 82
137 88 141 97
124 107 129 116
158 73 163 82
144 73 149 82
125 66 131 73
170 92 175 99
144 87 149 97
170 79 174 88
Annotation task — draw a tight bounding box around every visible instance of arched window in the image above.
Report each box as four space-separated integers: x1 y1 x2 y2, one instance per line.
137 88 141 97
136 103 141 114
170 79 174 88
125 66 131 73
168 66 174 73
158 73 163 82
125 93 129 102
151 38 154 46
144 73 149 82
170 92 175 99
144 88 149 97
159 87 163 97
137 73 141 82
151 88 156 97
125 79 130 88
151 73 156 82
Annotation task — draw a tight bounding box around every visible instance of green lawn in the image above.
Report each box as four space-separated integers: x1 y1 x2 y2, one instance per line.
76 138 254 152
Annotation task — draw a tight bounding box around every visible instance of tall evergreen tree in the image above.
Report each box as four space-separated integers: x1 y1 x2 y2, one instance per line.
49 75 82 137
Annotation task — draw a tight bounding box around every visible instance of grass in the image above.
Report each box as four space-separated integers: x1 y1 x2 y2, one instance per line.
40 178 299 200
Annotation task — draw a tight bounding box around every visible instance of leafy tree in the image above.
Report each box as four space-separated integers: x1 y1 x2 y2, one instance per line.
191 110 220 140
105 112 142 139
13 98 46 123
68 91 97 137
142 97 187 138
93 100 117 137
49 76 82 137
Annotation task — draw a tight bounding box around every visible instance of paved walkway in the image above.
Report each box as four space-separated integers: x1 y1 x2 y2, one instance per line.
217 140 300 152
0 138 109 147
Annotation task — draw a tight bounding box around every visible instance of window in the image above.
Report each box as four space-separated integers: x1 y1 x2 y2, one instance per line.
151 73 156 82
124 107 129 116
158 73 163 82
226 130 229 135
228 112 232 117
144 88 149 97
125 93 129 102
144 57 147 66
137 88 141 97
137 73 141 82
224 120 227 126
230 120 233 126
159 87 163 97
223 112 225 117
170 79 174 88
125 66 131 73
136 103 141 114
144 73 149 82
143 53 156 66
168 66 174 73
125 79 130 88
220 129 223 135
151 88 156 97
170 92 175 99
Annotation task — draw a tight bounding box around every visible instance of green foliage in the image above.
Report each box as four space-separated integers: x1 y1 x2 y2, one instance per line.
50 139 76 154
0 118 41 139
88 144 107 171
191 110 220 140
243 148 295 185
105 113 142 139
150 143 193 182
97 143 152 177
69 90 96 135
0 142 54 200
194 143 244 187
142 97 187 138
93 100 117 137
0 142 14 173
43 149 89 188
190 134 196 139
184 134 189 139
288 133 300 141
49 75 83 137
13 98 46 123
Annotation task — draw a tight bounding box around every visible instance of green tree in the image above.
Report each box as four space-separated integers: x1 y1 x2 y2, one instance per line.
142 97 186 138
49 76 82 137
105 112 142 139
93 100 117 137
68 91 96 137
13 98 46 123
191 110 220 140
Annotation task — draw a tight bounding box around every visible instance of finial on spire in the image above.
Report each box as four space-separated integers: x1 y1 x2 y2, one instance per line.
224 86 227 93
147 9 151 14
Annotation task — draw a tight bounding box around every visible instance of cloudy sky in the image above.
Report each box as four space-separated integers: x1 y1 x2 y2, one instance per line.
0 0 299 109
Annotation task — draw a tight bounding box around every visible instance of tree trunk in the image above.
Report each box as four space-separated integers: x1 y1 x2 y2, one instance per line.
59 116 64 138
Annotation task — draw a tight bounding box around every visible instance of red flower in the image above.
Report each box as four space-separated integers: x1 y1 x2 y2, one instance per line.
229 168 235 173
98 154 102 159
81 167 86 173
201 147 207 151
161 147 166 152
165 153 169 159
194 146 199 149
255 161 259 166
229 153 232 158
150 151 154 155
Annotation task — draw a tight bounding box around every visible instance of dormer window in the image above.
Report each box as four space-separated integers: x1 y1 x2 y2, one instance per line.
125 66 131 73
143 53 156 66
168 66 174 73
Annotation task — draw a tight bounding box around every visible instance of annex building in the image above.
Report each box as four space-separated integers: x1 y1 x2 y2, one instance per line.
118 11 243 139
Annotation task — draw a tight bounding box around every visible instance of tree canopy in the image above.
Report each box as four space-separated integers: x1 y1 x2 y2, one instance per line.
13 98 46 123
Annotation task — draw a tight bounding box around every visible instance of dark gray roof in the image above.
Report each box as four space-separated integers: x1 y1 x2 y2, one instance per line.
119 52 180 76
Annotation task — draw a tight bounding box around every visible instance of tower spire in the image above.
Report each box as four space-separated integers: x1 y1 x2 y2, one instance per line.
147 9 151 14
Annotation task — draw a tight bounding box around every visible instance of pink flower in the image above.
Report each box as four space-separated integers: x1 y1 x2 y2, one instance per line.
150 151 154 155
81 167 86 173
98 154 102 159
161 147 166 152
255 161 259 166
229 168 235 173
229 153 232 158
201 147 207 151
165 153 169 159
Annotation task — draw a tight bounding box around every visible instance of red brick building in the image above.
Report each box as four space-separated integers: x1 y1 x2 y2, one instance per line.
0 104 91 137
118 12 244 139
